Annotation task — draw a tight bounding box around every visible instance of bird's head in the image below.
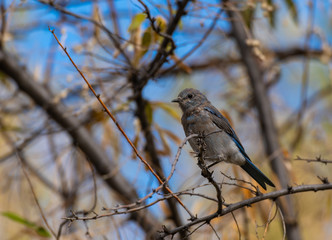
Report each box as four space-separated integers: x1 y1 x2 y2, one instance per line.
172 88 208 112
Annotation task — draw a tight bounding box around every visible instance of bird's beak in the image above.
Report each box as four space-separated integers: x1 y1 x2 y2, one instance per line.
172 97 180 103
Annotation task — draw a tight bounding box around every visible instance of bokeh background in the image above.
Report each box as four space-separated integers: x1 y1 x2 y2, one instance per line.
0 0 332 239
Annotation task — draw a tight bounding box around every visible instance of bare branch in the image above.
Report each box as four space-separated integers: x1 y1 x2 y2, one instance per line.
38 0 132 65
295 155 332 164
159 182 332 238
138 0 176 50
224 1 301 239
0 48 160 237
49 28 195 220
18 153 57 238
139 0 191 88
196 134 223 214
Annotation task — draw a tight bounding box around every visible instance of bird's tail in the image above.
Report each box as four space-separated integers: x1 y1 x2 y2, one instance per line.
241 160 275 190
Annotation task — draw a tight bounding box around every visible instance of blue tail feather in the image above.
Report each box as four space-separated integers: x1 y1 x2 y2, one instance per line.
241 159 275 190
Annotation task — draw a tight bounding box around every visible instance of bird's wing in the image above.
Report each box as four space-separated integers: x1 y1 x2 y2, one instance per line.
204 106 251 161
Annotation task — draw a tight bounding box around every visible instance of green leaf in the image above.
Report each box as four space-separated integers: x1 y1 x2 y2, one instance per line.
128 13 147 32
2 211 36 228
241 7 255 30
145 102 153 124
155 16 167 32
2 212 51 238
139 28 152 58
142 29 152 49
284 0 298 23
266 0 276 28
36 226 52 237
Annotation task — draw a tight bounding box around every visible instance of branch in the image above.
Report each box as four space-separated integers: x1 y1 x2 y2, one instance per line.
138 0 175 50
196 135 223 213
139 0 191 88
224 1 302 239
159 48 324 77
38 0 132 66
129 88 191 232
0 48 160 237
281 85 332 134
49 28 195 221
158 182 332 238
160 7 223 76
295 155 332 164
290 0 316 150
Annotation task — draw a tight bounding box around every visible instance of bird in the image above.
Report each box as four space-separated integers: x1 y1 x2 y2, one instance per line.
172 88 275 190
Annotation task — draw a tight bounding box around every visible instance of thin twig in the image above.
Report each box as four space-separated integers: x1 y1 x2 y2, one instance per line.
262 201 277 240
0 119 57 237
165 134 198 184
17 153 57 238
278 205 286 240
220 171 258 194
139 0 191 87
39 0 131 65
64 192 180 221
184 222 206 239
159 182 332 238
49 27 194 219
208 222 221 240
291 0 316 150
138 0 176 50
161 7 223 76
231 211 241 240
295 155 332 164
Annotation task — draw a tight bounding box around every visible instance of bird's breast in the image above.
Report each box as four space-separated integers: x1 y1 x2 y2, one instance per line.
184 110 216 134
184 111 245 165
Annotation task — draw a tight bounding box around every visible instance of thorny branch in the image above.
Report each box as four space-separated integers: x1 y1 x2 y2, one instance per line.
3 1 332 240
0 47 161 238
196 134 223 214
295 155 332 164
38 0 132 65
137 0 176 50
49 27 195 220
158 182 332 239
0 120 57 238
224 1 301 239
139 0 191 88
291 0 316 150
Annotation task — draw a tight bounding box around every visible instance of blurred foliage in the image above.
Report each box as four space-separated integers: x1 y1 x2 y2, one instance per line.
0 0 332 239
1 212 51 238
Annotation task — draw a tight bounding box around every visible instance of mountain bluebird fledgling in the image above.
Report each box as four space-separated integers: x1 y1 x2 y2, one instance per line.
172 88 275 190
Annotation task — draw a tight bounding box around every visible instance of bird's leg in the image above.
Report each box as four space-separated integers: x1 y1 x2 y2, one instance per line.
191 151 200 158
204 155 225 169
207 161 221 169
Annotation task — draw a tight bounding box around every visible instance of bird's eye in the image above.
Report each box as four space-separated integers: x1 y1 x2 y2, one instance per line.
187 94 193 99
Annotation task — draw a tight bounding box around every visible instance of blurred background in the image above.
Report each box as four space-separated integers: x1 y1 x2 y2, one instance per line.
0 0 332 239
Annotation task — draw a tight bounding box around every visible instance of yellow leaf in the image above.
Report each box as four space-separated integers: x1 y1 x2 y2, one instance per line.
92 4 101 38
161 128 182 145
128 13 147 32
138 28 152 58
101 121 121 160
155 16 167 32
142 28 152 49
145 102 154 124
155 124 171 156
170 54 192 74
150 101 181 121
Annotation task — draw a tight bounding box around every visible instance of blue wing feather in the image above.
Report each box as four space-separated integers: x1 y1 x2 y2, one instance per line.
204 106 275 189
204 106 251 161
